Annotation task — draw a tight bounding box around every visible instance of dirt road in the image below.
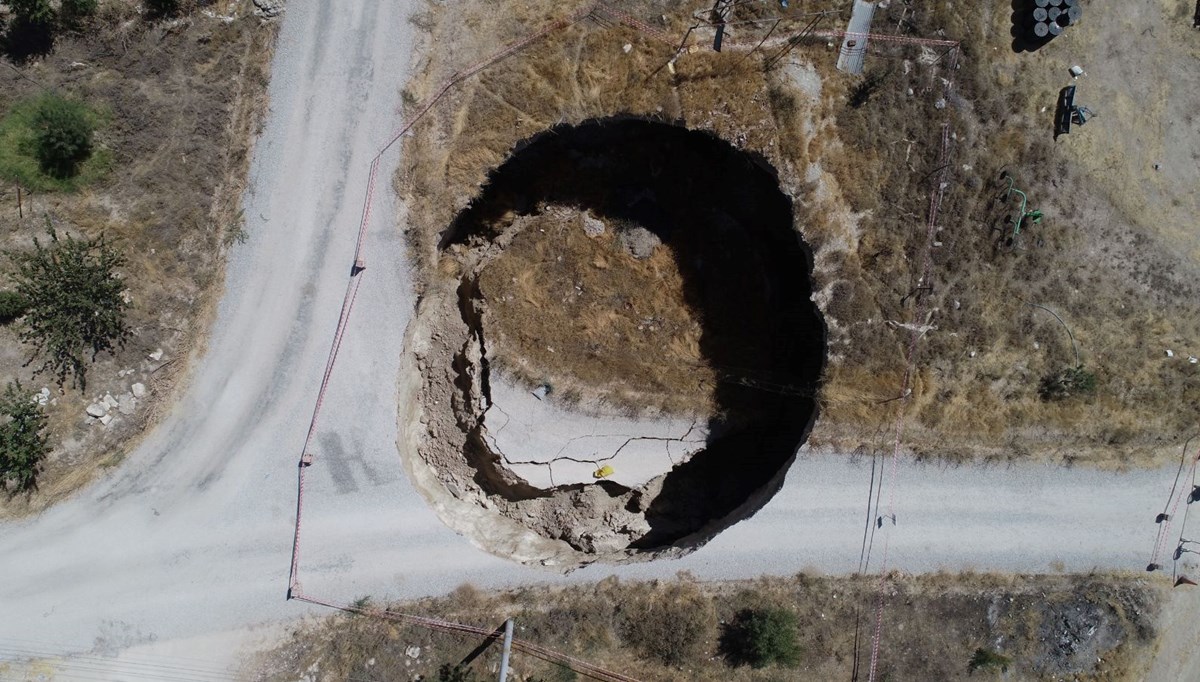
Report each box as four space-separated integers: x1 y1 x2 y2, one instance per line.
0 0 1188 677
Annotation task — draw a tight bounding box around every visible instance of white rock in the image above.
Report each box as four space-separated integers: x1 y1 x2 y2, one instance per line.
623 43 633 54
103 394 119 408
99 414 114 426
405 646 421 659
148 349 164 362
1191 357 1199 365
86 403 108 418
131 383 147 398
1167 349 1175 358
581 211 606 237
118 394 137 415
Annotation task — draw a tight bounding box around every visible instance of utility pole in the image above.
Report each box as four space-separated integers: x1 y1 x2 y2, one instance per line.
497 618 514 682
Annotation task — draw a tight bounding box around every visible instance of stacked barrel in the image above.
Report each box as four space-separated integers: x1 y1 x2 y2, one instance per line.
1033 0 1082 38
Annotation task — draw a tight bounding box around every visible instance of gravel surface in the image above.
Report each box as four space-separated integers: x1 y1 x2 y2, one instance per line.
0 0 1184 673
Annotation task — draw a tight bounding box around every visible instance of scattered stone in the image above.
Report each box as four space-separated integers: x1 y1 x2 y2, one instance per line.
405 646 421 659
118 394 137 416
103 394 119 409
99 414 114 426
622 43 633 54
86 403 108 418
148 349 164 362
1167 349 1175 358
581 211 606 237
618 226 661 259
132 383 147 398
1191 357 1198 365
36 388 50 406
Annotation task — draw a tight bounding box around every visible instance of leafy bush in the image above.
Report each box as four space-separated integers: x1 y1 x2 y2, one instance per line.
968 647 1011 674
0 290 29 324
619 582 715 666
1039 365 1097 401
7 224 130 389
0 94 108 191
32 94 94 178
721 607 801 669
0 381 49 492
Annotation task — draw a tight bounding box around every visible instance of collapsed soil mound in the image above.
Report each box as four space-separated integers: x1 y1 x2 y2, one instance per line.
414 118 827 558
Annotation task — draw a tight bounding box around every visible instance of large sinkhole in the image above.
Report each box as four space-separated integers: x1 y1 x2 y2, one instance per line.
427 118 826 559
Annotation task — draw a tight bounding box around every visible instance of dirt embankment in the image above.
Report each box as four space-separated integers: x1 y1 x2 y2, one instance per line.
253 572 1164 682
0 3 278 516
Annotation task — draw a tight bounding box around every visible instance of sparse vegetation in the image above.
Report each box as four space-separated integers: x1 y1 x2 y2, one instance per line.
255 574 1162 682
0 380 49 492
6 224 130 390
0 8 277 517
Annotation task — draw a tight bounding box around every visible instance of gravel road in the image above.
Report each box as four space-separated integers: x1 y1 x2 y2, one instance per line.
0 0 1186 677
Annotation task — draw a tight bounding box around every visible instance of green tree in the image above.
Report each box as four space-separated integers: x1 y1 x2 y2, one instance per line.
9 0 55 25
32 95 94 179
7 223 130 389
721 607 801 669
0 381 49 492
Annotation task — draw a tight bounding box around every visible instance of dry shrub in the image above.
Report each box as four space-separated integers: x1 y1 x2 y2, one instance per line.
617 581 716 666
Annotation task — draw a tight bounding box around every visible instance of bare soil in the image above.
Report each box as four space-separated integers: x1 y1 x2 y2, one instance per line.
478 208 715 418
0 1 277 515
251 572 1164 682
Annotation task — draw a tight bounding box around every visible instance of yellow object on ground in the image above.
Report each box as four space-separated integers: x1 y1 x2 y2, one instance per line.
593 465 614 479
